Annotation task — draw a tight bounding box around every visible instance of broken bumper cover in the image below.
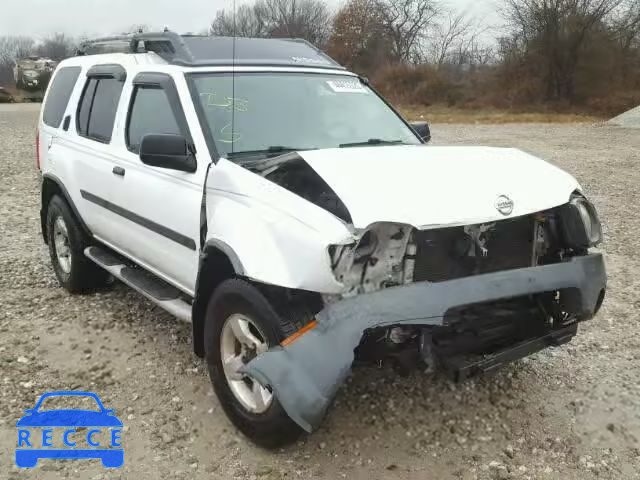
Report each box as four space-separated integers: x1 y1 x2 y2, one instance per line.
244 253 606 432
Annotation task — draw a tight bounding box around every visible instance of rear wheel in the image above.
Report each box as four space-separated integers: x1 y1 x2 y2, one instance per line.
46 195 109 293
204 278 303 448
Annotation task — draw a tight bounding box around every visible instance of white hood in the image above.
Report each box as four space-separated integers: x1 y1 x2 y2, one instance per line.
298 145 579 229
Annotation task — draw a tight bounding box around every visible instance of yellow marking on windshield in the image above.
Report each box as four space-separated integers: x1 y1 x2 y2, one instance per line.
217 123 242 144
199 92 248 112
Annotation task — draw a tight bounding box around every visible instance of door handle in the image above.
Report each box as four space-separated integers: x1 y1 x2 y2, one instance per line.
112 166 125 177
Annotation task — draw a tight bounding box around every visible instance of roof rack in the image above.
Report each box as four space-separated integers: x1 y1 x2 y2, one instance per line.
76 31 344 70
76 31 190 59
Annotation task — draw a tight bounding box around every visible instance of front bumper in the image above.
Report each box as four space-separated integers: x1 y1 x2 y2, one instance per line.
244 253 606 432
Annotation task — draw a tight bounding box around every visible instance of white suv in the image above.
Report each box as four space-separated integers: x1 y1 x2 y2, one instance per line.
38 32 606 447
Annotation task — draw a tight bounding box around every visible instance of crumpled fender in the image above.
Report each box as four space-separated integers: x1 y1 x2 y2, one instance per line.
243 254 606 432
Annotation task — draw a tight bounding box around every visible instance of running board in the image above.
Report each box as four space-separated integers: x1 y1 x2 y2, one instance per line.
84 246 192 323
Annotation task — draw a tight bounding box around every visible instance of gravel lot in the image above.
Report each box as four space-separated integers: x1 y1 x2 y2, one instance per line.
0 103 638 479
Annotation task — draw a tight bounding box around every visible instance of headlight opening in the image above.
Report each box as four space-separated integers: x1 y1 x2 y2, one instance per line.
559 194 603 249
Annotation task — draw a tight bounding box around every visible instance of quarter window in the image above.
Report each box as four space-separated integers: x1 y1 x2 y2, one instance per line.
126 86 181 153
42 66 81 128
76 76 124 143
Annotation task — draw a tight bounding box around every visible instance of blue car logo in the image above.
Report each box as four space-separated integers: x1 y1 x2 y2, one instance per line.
16 391 123 468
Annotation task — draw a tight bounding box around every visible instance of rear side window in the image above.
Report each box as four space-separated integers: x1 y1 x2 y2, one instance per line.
126 86 181 153
77 76 124 143
42 67 81 128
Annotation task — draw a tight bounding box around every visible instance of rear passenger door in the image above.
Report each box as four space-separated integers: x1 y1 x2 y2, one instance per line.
40 66 82 170
106 73 205 294
47 64 127 243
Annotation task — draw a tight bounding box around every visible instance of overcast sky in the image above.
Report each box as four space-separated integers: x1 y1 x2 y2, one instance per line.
0 0 500 39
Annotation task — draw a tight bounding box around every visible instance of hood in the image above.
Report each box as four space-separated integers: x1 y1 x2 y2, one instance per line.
297 145 579 229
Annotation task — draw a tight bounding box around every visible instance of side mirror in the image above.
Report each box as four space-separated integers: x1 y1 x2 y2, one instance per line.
410 121 431 143
139 134 197 173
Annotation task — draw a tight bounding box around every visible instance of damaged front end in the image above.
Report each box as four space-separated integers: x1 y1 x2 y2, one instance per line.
243 203 606 433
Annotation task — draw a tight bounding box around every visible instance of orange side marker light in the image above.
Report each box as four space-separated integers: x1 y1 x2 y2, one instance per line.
280 320 318 347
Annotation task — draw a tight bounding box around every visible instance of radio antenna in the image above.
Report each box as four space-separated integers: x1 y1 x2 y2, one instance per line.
231 0 237 154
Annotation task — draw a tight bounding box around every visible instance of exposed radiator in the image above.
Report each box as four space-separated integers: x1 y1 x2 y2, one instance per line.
413 215 535 282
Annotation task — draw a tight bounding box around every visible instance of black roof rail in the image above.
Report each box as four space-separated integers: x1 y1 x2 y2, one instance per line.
75 31 344 70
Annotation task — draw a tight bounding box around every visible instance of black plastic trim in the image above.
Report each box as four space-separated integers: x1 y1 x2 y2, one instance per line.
120 266 181 301
80 190 196 250
202 239 245 275
185 73 220 163
87 63 127 82
41 174 92 243
443 323 578 382
362 77 426 144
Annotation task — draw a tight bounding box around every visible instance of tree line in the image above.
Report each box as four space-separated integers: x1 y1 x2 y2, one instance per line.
2 1 638 114
210 0 640 114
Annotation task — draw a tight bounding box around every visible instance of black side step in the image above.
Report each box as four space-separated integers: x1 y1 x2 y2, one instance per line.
85 246 192 323
121 267 181 301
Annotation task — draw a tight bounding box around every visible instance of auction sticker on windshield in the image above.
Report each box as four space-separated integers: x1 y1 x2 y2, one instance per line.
326 79 368 93
15 391 124 468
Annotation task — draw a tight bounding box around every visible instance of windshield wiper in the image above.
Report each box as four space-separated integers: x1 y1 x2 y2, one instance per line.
226 146 310 160
339 139 406 148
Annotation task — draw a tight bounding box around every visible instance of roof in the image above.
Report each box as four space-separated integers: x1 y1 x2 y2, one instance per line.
77 31 344 71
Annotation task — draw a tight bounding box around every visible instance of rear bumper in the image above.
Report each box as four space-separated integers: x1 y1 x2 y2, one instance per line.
245 253 606 432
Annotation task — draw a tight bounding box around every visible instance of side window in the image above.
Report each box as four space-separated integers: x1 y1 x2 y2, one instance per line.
42 66 81 128
76 76 124 143
77 79 97 137
126 86 181 154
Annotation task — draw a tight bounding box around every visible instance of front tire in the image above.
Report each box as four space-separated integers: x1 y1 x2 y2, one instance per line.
204 278 303 448
45 195 109 293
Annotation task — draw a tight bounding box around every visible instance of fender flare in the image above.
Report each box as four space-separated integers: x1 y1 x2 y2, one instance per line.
41 173 92 242
191 239 244 357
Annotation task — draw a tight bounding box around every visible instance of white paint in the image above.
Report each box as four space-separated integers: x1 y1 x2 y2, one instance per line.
41 51 583 299
326 79 368 93
205 158 352 293
298 145 580 230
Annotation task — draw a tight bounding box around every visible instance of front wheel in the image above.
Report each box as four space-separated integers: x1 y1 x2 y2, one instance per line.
204 279 303 448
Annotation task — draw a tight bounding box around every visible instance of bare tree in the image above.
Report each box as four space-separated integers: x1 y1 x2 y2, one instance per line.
426 10 474 65
503 0 624 100
457 30 497 65
611 0 640 50
326 0 392 72
379 0 440 62
210 4 269 37
0 36 35 85
209 0 332 46
36 33 74 61
0 36 35 65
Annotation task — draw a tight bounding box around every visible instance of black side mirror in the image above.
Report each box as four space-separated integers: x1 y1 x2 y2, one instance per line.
410 121 431 143
139 134 196 173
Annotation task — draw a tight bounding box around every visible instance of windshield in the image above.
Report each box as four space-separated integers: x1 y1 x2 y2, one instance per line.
189 72 421 158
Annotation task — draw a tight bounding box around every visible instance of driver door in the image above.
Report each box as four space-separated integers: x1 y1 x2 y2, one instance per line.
104 73 206 294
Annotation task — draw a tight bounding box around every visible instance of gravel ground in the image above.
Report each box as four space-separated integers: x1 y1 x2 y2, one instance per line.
0 104 638 479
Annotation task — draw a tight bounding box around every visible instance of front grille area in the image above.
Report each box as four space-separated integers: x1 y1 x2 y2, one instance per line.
413 215 535 282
